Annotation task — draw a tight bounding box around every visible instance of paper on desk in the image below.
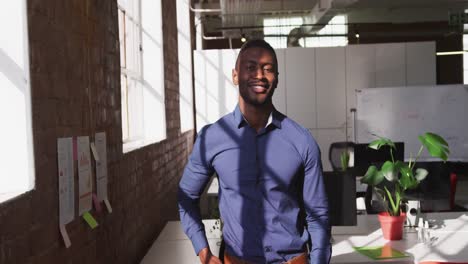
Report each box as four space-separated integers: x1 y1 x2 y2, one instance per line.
77 136 93 215
354 245 409 260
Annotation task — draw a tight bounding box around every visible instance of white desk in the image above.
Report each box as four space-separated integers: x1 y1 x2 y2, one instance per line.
331 212 468 263
140 213 468 264
140 219 222 264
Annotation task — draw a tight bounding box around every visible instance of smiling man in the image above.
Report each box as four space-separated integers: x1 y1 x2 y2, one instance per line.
178 39 331 264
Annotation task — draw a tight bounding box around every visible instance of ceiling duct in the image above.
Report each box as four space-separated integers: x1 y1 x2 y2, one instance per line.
287 0 358 47
220 0 262 38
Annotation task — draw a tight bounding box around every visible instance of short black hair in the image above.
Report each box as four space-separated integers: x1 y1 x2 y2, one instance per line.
235 39 278 72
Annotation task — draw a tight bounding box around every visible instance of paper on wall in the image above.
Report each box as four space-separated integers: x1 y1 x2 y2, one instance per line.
58 137 75 225
58 137 75 248
77 136 93 215
95 132 112 213
59 225 72 248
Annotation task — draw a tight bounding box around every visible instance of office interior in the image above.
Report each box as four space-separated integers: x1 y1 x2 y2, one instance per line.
1 0 468 263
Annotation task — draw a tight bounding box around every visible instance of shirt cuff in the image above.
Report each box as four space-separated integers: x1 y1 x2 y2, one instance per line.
190 230 209 255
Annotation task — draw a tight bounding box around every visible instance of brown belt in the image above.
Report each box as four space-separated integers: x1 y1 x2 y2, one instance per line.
224 252 308 264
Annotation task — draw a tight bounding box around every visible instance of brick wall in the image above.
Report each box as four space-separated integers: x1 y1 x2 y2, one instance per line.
0 0 194 263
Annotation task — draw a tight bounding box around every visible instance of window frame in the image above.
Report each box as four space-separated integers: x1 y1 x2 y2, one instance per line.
0 0 35 203
118 0 166 152
177 0 195 133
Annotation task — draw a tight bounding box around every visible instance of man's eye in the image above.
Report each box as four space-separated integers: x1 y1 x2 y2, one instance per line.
247 65 256 71
263 68 274 73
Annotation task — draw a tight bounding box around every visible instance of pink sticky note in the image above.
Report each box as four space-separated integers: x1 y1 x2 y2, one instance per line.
92 193 102 213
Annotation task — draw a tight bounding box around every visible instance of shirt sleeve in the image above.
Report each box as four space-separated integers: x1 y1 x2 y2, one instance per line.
302 132 332 264
178 126 215 255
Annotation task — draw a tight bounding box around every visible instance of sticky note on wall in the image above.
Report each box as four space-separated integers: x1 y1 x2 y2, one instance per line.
83 212 99 229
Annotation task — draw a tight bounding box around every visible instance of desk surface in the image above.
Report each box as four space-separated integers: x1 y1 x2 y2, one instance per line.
331 212 468 263
141 212 468 264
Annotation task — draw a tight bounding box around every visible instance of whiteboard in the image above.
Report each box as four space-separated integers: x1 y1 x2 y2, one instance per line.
356 85 468 161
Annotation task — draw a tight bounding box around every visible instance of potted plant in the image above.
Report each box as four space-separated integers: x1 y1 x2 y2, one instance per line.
360 132 449 240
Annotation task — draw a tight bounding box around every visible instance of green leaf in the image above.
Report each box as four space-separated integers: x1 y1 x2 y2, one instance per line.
418 133 450 161
394 160 406 171
399 166 418 190
395 184 403 215
340 151 349 171
384 186 399 216
361 165 384 186
368 138 396 150
415 168 428 182
381 161 397 182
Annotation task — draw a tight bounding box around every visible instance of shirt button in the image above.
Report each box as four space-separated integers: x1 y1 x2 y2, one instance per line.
264 246 272 252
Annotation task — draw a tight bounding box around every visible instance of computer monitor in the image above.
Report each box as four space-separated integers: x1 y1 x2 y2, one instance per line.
353 142 404 176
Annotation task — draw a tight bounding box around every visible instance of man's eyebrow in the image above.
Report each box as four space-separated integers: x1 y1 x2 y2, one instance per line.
244 60 258 64
244 60 274 66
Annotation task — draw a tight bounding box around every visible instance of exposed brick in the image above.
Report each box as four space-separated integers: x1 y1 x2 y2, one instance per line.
0 0 195 263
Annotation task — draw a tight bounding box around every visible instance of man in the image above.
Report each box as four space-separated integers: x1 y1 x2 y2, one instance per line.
178 39 331 264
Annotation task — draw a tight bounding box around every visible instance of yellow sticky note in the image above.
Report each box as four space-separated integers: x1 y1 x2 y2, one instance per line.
83 212 98 229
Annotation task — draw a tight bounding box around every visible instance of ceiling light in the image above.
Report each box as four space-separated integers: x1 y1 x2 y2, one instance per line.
241 33 247 42
436 50 466 56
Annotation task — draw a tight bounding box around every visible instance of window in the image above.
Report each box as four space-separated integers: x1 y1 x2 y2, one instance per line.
0 1 34 202
118 0 166 152
264 16 304 48
177 0 194 132
263 15 348 49
303 15 348 48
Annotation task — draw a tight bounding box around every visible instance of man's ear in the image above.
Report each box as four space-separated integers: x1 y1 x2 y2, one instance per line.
273 72 279 89
232 68 239 85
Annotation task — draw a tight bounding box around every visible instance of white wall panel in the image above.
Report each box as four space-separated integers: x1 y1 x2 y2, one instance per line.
376 43 406 87
285 47 317 129
194 49 238 131
406 41 436 85
273 48 287 113
316 47 346 128
345 44 376 141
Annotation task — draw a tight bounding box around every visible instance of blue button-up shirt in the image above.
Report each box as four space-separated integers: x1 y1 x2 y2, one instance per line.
178 106 331 263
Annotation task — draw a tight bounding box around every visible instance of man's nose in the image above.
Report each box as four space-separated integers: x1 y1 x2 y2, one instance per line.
254 67 265 78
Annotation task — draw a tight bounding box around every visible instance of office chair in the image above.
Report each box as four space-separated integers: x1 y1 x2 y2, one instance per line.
328 142 364 215
328 142 355 172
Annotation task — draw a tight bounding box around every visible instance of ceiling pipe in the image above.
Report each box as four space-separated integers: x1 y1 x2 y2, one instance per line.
190 0 313 15
190 0 222 13
287 0 358 47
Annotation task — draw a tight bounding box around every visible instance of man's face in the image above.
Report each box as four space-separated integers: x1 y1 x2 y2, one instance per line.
232 47 278 106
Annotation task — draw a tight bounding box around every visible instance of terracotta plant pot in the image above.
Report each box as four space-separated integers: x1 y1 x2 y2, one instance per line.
378 212 406 240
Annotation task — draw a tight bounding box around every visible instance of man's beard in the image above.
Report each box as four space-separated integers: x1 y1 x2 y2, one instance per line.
238 83 275 106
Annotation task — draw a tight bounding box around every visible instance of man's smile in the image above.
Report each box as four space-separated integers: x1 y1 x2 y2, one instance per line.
249 82 269 93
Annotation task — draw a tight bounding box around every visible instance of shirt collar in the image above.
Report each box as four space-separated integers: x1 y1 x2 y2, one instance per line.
233 104 282 129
